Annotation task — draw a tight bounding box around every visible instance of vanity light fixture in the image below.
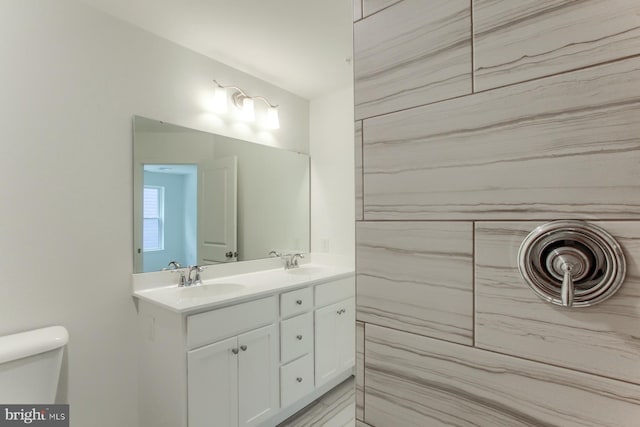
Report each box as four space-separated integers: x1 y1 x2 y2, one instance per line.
212 80 280 129
211 84 228 114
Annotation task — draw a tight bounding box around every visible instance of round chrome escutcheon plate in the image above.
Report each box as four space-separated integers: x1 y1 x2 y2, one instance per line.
518 220 626 308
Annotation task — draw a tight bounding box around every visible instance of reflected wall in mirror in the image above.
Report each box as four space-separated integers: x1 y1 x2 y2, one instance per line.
133 116 310 273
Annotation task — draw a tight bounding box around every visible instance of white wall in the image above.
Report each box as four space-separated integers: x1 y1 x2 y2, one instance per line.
0 1 309 426
310 87 355 262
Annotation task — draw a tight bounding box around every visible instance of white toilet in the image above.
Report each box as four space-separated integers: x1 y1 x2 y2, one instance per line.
0 326 69 403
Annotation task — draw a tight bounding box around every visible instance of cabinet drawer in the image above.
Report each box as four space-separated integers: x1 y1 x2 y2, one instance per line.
315 277 355 307
280 312 313 364
280 287 313 318
187 296 277 349
280 353 314 408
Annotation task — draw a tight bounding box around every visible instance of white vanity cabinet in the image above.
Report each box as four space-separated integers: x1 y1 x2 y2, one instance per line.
186 297 279 427
188 324 278 427
279 288 315 408
135 270 355 427
314 278 356 387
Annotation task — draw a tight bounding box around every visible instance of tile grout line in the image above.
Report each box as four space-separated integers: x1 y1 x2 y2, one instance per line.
367 322 640 388
360 120 365 221
360 0 403 20
362 320 474 348
362 321 366 423
343 218 640 223
470 0 475 94
472 221 476 348
355 52 640 122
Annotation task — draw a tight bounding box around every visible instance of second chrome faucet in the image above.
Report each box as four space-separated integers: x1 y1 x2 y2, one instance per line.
269 250 304 270
285 253 304 270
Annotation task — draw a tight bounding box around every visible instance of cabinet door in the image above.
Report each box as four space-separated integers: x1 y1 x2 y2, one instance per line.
337 298 355 372
238 324 279 427
315 298 356 387
187 336 238 427
315 301 341 387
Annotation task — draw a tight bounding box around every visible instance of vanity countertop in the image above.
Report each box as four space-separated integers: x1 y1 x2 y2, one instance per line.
133 264 354 314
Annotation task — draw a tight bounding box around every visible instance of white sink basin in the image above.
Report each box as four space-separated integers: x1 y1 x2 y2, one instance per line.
286 266 331 276
179 283 245 298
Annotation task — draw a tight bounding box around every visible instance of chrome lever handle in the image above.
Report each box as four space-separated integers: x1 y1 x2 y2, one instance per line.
561 263 574 307
168 269 187 287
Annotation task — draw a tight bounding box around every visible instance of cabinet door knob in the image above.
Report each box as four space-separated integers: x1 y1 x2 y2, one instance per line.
296 334 303 340
240 345 247 351
337 309 345 315
231 348 239 354
296 299 303 305
296 377 303 383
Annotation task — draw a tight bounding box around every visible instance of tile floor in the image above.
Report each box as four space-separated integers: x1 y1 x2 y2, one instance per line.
278 377 355 427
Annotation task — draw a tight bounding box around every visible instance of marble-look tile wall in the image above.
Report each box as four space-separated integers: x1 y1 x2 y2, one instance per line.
474 0 640 91
475 221 640 385
355 120 363 220
353 0 640 425
354 0 472 120
357 222 473 344
362 0 402 18
356 321 364 420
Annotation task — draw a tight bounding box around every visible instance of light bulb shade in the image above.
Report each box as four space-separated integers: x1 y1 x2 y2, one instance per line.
240 97 255 122
266 106 280 129
212 86 227 113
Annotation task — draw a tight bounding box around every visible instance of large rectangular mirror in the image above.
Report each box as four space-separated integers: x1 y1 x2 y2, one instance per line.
133 116 310 273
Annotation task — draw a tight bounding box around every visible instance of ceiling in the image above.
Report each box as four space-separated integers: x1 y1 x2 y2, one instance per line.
79 0 354 100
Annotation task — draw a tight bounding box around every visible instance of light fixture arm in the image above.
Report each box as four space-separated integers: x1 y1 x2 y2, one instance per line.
212 79 280 129
214 80 278 108
252 96 278 109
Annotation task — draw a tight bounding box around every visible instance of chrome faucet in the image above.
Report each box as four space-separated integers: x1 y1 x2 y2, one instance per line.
170 269 188 287
285 253 304 270
164 262 206 287
188 265 206 286
164 261 188 287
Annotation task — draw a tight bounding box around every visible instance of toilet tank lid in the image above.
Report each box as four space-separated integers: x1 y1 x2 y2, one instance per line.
0 326 69 364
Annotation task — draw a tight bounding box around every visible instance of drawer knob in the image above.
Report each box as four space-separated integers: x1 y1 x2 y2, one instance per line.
296 299 303 305
296 377 303 383
337 309 345 315
240 345 247 351
232 348 239 355
296 334 303 340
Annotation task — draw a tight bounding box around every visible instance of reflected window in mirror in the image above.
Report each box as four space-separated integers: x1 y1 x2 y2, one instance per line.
143 185 164 252
141 164 198 273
